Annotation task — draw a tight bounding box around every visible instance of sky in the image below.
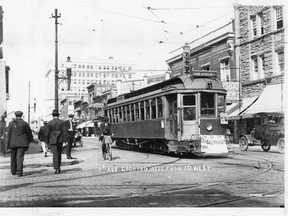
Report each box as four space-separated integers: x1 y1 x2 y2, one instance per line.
0 0 286 119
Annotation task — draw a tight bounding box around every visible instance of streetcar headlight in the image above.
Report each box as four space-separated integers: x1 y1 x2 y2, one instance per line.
206 123 213 131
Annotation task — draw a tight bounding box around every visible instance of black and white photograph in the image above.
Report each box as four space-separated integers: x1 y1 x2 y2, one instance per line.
0 0 286 216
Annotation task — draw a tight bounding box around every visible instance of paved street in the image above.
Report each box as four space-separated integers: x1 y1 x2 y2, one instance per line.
0 137 285 212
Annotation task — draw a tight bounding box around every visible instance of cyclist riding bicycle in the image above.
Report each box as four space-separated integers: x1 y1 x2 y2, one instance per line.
99 118 113 160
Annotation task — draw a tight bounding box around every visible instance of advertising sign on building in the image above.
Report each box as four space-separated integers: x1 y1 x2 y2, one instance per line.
222 81 240 103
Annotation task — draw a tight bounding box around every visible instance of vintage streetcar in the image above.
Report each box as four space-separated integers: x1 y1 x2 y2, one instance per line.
104 71 230 156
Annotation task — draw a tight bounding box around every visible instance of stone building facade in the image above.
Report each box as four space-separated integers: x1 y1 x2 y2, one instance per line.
232 4 285 142
235 4 284 97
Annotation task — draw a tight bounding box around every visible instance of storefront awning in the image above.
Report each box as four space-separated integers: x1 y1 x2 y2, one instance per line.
89 103 104 108
242 83 284 118
76 121 92 129
86 122 95 127
227 96 259 120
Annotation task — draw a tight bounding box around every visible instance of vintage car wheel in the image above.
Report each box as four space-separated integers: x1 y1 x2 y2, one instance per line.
239 136 249 151
277 138 284 154
261 140 271 152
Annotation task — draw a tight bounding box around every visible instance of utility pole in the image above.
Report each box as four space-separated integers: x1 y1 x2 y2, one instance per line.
51 8 61 111
28 81 31 125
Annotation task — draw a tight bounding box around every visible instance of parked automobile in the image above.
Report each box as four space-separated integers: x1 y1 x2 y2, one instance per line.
239 113 284 153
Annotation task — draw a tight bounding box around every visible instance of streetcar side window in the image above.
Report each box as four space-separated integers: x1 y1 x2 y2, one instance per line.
127 105 131 122
123 106 127 122
119 107 123 123
183 95 196 121
131 104 135 121
157 97 163 118
140 101 145 120
115 108 119 123
145 100 150 119
151 98 156 119
135 103 140 121
201 93 215 116
217 94 225 116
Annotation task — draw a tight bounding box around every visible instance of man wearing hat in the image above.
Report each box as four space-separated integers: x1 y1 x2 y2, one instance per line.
38 121 48 157
65 114 76 159
46 109 67 174
7 111 34 177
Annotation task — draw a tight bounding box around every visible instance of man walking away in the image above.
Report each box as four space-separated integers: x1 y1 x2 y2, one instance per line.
38 121 48 157
65 114 76 159
46 109 67 174
7 111 34 177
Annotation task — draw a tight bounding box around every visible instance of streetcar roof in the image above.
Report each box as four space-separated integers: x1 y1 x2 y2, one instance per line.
107 74 226 106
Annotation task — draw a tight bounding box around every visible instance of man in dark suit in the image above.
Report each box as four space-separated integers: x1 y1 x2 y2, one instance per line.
7 111 34 177
46 109 67 174
65 114 76 159
38 121 48 157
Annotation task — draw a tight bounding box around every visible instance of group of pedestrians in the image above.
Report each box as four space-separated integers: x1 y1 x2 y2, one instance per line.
6 109 77 177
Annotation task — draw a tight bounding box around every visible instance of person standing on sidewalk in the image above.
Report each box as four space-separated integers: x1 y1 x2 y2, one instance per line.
38 121 48 157
7 111 34 177
65 114 76 159
46 109 67 174
0 113 7 157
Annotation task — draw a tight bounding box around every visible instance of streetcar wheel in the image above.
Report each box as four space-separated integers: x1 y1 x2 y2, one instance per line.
261 140 271 152
239 137 249 151
277 138 284 154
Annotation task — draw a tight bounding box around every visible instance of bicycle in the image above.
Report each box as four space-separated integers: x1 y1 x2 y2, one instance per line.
103 142 112 161
101 135 113 161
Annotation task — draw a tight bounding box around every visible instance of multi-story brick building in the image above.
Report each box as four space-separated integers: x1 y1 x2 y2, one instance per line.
166 31 239 104
231 4 285 142
45 57 135 119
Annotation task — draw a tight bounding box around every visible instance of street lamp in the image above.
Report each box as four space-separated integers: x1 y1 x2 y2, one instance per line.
66 56 72 90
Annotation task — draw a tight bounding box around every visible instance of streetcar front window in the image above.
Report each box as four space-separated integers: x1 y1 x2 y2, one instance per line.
201 93 215 116
217 94 225 115
183 95 196 121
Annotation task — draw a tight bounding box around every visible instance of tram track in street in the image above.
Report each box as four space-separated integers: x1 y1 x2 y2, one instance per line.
56 152 282 207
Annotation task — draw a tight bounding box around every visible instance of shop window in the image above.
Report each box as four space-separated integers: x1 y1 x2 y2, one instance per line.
276 51 284 75
201 64 210 71
259 13 264 35
259 55 265 78
252 56 259 80
220 59 230 81
275 7 283 30
251 16 257 38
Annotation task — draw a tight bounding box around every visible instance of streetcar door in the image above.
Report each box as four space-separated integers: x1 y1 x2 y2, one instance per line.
181 94 198 140
167 95 178 140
